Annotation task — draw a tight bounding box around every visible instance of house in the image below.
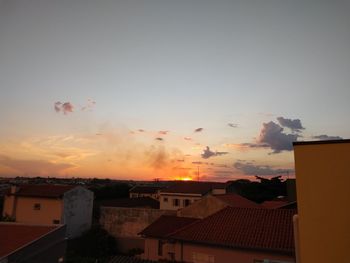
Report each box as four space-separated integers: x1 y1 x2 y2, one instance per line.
129 186 163 200
177 193 260 218
2 184 94 238
159 181 226 210
140 207 296 263
0 222 66 263
293 139 350 263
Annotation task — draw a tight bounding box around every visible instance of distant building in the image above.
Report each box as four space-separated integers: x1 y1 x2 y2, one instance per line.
2 184 94 238
0 222 66 263
293 139 350 263
178 193 260 218
159 181 226 210
129 186 163 200
140 207 296 263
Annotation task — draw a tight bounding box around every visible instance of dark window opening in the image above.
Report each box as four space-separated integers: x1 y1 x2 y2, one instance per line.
33 203 41 210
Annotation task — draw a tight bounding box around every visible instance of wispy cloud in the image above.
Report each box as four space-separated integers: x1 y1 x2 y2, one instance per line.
312 134 343 140
81 98 96 111
155 137 164 141
194 128 204 133
184 137 192 141
234 160 293 176
0 154 74 176
201 146 228 159
158 130 169 135
228 123 238 128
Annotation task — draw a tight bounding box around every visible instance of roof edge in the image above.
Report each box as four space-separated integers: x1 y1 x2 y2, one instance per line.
293 139 350 146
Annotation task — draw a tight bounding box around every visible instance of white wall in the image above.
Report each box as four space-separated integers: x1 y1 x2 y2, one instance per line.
63 186 94 238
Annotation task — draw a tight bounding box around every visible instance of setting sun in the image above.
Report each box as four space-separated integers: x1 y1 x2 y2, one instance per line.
175 177 193 181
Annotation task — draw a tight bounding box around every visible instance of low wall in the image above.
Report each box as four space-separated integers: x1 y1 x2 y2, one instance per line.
100 207 175 253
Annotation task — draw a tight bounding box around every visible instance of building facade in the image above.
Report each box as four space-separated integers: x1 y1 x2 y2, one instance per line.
2 184 94 238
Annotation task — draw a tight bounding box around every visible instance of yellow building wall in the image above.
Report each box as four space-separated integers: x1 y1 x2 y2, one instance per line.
294 141 350 263
11 196 62 224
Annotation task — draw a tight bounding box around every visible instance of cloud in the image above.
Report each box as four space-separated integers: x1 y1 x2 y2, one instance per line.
228 123 238 128
201 146 228 159
312 134 343 140
54 101 74 115
145 146 169 170
258 121 299 153
138 129 145 132
184 137 192 141
194 128 204 133
155 137 164 141
0 154 74 176
158 131 169 135
234 161 293 176
277 117 304 132
81 98 96 111
54 102 61 112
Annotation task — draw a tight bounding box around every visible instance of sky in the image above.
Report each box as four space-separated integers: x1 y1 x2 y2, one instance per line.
0 0 350 181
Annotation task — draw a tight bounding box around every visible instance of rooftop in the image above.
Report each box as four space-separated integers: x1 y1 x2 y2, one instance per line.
0 223 58 258
139 215 198 238
293 139 350 146
6 184 76 198
171 207 296 254
215 193 260 208
160 181 226 195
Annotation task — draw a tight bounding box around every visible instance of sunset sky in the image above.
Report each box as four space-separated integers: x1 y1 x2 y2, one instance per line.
1 0 349 181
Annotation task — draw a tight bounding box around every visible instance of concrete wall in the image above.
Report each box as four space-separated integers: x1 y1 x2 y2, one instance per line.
100 207 175 238
177 195 228 219
63 186 94 238
143 238 295 263
3 196 62 225
294 141 350 263
159 194 202 210
100 207 176 254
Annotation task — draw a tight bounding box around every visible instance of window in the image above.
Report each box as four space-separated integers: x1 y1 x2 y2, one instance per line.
33 203 41 210
53 219 60 224
183 199 191 207
163 197 168 202
173 198 180 206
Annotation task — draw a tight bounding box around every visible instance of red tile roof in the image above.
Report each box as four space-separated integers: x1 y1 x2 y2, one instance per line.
261 200 289 209
139 215 198 238
215 194 260 208
0 224 58 258
160 181 226 195
171 207 296 254
7 184 75 198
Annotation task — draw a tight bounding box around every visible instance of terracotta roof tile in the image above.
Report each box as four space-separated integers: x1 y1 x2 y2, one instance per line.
7 184 76 198
171 207 296 254
139 215 198 238
0 224 58 258
215 194 260 208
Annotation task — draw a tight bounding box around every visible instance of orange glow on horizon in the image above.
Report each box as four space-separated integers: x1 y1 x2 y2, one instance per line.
175 176 193 181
